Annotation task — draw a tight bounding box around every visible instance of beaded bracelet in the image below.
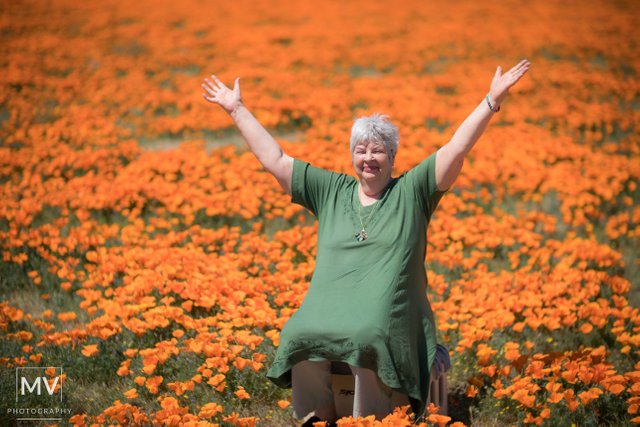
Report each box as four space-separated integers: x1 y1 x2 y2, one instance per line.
485 94 500 112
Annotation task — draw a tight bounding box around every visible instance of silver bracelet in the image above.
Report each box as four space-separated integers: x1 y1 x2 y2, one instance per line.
485 94 500 112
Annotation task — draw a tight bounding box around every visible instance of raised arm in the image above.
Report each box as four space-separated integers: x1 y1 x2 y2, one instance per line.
202 75 294 196
435 59 531 191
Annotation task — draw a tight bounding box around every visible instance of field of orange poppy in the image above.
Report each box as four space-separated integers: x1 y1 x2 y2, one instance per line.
1 0 638 425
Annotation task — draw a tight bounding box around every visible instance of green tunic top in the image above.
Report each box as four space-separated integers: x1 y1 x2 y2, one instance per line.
266 151 447 418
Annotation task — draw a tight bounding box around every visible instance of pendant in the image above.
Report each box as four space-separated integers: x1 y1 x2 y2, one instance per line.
355 229 368 241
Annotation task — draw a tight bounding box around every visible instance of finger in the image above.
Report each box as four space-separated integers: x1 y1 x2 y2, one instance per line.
511 66 530 83
233 77 240 93
201 83 217 97
508 59 526 73
508 63 524 75
203 78 218 92
512 59 530 73
511 67 529 77
516 63 531 77
211 74 226 89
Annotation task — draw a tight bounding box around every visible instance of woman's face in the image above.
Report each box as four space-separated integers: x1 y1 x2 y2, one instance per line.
352 141 393 182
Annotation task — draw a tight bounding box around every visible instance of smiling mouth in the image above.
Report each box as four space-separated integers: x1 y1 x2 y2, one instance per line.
364 165 379 172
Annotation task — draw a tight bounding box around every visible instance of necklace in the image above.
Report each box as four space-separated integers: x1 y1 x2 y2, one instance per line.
355 186 384 242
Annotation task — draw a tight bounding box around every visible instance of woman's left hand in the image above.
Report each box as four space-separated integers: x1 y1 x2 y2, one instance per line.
488 59 531 106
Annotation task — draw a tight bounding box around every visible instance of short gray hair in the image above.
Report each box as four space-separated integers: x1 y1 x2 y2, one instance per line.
349 113 399 161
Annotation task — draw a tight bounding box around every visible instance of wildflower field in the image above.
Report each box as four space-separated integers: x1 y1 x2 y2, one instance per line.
1 0 639 425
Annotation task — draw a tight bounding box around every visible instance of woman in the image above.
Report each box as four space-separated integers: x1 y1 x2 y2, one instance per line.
202 59 530 425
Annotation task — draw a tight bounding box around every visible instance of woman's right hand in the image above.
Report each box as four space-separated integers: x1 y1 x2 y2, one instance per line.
202 75 242 115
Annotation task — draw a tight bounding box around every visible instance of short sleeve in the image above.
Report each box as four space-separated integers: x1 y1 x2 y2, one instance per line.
291 158 344 217
404 151 447 218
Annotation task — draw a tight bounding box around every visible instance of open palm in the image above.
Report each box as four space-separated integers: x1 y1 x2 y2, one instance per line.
202 75 242 114
490 59 531 104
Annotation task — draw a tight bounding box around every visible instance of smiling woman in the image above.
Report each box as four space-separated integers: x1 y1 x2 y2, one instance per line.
201 59 530 425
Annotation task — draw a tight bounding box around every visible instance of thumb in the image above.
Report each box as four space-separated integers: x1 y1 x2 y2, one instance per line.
494 66 502 79
233 77 240 93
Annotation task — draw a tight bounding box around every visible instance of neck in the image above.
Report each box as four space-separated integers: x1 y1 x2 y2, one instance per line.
359 177 390 199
